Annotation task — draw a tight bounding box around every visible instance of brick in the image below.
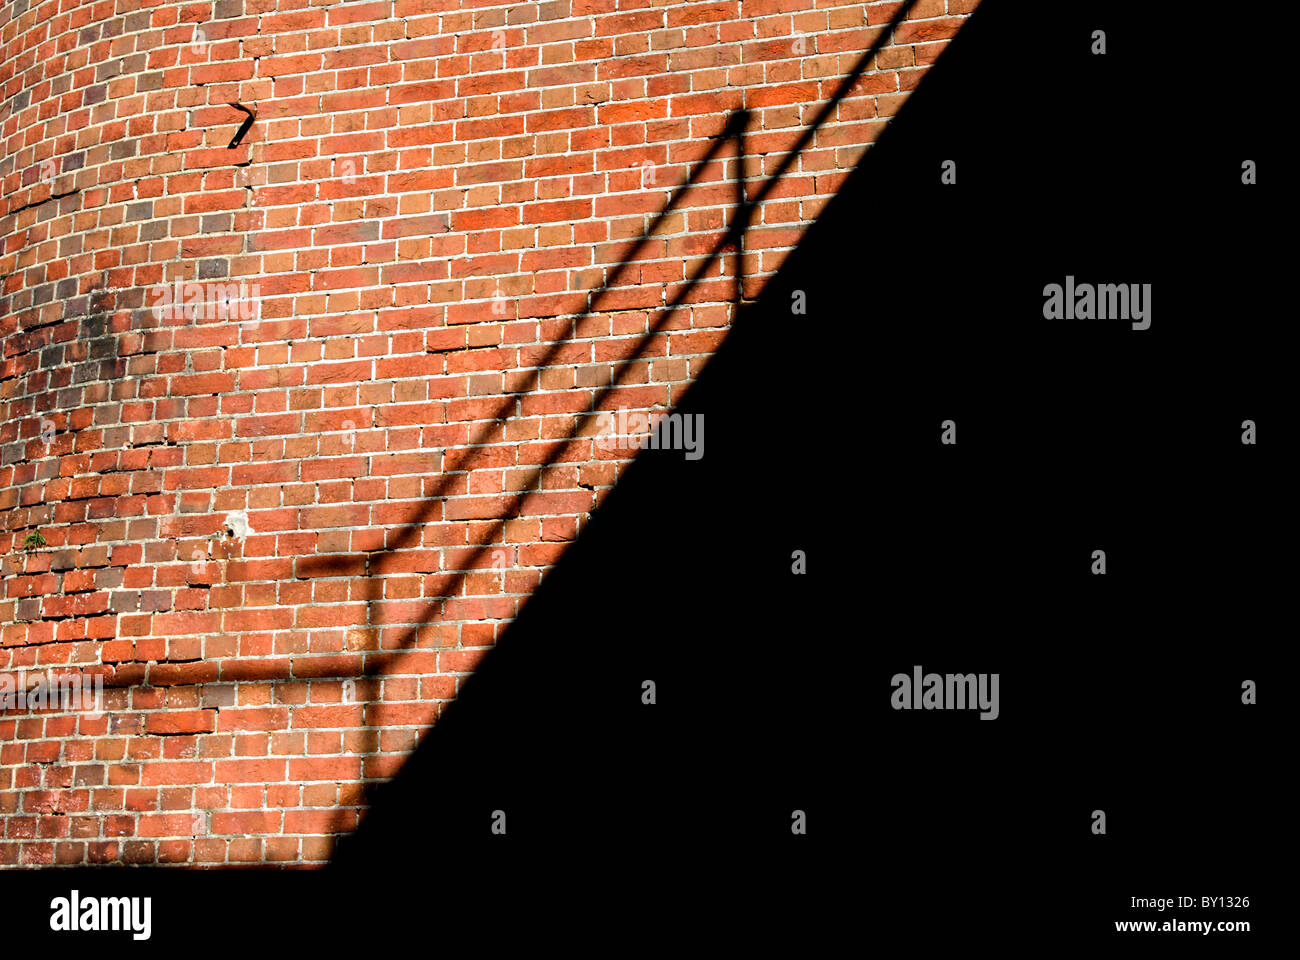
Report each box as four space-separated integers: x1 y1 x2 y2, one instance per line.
0 0 976 868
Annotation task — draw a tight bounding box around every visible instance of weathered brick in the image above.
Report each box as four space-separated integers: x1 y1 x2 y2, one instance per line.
0 0 974 867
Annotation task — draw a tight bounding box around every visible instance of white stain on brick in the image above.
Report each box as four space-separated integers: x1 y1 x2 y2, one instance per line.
225 510 253 539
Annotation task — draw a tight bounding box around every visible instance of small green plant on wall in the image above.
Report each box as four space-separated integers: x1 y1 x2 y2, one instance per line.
23 530 46 551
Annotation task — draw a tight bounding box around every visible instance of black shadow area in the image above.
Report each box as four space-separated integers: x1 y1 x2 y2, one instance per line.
6 1 1274 952
332 1 1288 951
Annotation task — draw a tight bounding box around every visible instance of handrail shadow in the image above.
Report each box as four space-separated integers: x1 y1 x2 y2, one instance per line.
290 0 922 684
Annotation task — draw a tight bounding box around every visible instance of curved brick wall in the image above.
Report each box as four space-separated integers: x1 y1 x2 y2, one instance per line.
0 0 973 866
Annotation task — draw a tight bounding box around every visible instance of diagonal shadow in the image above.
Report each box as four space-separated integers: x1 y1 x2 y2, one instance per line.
328 2 942 869
4 3 925 860
291 0 924 683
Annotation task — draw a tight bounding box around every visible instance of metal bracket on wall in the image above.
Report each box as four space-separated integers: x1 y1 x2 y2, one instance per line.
227 103 256 149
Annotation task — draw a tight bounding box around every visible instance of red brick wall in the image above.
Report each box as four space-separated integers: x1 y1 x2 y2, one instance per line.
0 0 975 866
